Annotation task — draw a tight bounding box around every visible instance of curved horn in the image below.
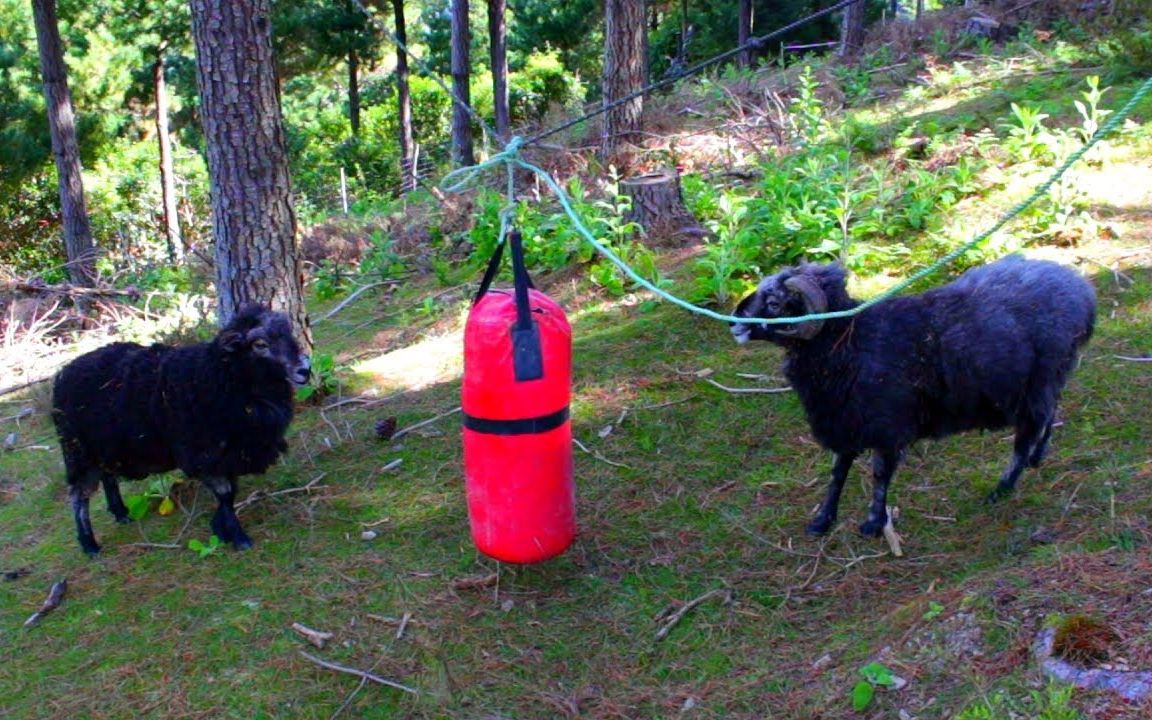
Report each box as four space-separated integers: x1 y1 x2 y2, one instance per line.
779 275 828 340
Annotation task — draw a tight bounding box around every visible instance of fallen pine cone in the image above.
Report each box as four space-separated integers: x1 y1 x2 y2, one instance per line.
374 416 398 441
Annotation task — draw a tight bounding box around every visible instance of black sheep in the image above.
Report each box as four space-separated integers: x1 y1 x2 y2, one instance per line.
730 256 1095 537
52 304 311 555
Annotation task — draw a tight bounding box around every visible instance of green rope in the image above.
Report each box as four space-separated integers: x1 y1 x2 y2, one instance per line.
448 74 1152 326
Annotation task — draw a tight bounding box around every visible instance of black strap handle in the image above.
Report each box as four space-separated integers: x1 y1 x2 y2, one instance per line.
473 230 536 305
473 230 543 381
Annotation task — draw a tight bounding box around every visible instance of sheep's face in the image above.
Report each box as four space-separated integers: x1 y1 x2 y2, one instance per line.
730 266 831 344
219 306 312 386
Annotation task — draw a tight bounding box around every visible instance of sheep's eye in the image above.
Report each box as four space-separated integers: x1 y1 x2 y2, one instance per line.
252 339 269 350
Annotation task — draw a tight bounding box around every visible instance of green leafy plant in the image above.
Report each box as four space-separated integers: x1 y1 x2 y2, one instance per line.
1002 102 1057 163
123 476 181 522
296 353 337 402
1073 75 1112 144
789 65 827 147
187 535 222 559
923 601 945 620
313 260 350 302
852 661 899 712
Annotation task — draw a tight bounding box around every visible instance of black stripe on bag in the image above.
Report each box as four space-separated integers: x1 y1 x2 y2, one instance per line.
463 407 570 436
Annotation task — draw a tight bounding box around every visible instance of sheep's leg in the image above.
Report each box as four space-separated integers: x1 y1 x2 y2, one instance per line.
1027 419 1055 468
988 417 1048 503
68 469 102 556
807 452 857 535
205 476 253 550
100 474 130 524
859 449 901 538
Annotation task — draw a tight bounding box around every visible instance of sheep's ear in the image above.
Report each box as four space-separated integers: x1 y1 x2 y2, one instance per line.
219 329 246 353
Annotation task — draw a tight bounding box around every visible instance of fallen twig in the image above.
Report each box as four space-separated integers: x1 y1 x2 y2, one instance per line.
703 377 792 394
392 407 462 440
235 473 328 513
313 281 400 325
395 612 411 640
292 622 335 649
572 438 632 469
0 377 51 400
299 651 418 695
451 573 498 591
655 587 733 641
0 407 34 424
671 366 790 394
1078 256 1133 287
23 578 67 628
1113 355 1152 363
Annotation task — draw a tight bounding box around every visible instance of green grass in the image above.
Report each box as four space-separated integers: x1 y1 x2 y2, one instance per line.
4 22 1152 720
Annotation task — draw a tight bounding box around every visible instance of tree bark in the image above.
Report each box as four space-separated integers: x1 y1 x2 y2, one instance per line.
839 0 867 58
31 0 96 287
450 0 474 167
601 0 646 162
620 169 705 243
388 0 416 193
188 0 311 351
487 0 509 142
348 46 361 136
738 0 753 69
154 45 182 262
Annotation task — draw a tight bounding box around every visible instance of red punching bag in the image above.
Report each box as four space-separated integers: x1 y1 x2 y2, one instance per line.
462 230 575 563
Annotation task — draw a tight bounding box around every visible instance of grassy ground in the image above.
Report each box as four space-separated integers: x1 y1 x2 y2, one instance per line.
3 28 1152 720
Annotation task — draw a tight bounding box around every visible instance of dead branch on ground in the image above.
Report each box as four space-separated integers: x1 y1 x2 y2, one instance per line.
299 651 418 695
235 473 329 513
655 587 733 641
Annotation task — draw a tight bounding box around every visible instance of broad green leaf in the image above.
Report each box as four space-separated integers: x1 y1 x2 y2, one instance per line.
126 495 151 521
157 497 176 516
859 662 896 687
852 680 874 712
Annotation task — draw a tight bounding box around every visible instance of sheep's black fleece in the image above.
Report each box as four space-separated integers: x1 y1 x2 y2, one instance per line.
732 256 1095 537
53 305 310 555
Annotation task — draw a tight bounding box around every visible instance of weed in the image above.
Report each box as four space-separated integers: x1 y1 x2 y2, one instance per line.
956 683 1084 720
295 352 337 402
852 661 900 712
187 535 222 558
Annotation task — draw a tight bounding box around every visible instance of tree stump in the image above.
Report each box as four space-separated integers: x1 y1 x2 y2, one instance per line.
620 169 707 245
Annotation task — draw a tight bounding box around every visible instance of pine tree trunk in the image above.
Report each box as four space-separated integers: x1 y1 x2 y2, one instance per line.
738 0 754 69
601 0 647 162
487 0 509 142
620 168 705 244
839 0 867 58
348 46 361 136
450 0 475 167
154 46 183 262
391 0 415 193
31 0 96 287
188 0 311 351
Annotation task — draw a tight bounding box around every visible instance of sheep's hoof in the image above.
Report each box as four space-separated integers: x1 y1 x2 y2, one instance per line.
113 514 131 525
985 486 1015 504
806 516 834 536
231 532 253 551
80 541 101 557
858 518 885 538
